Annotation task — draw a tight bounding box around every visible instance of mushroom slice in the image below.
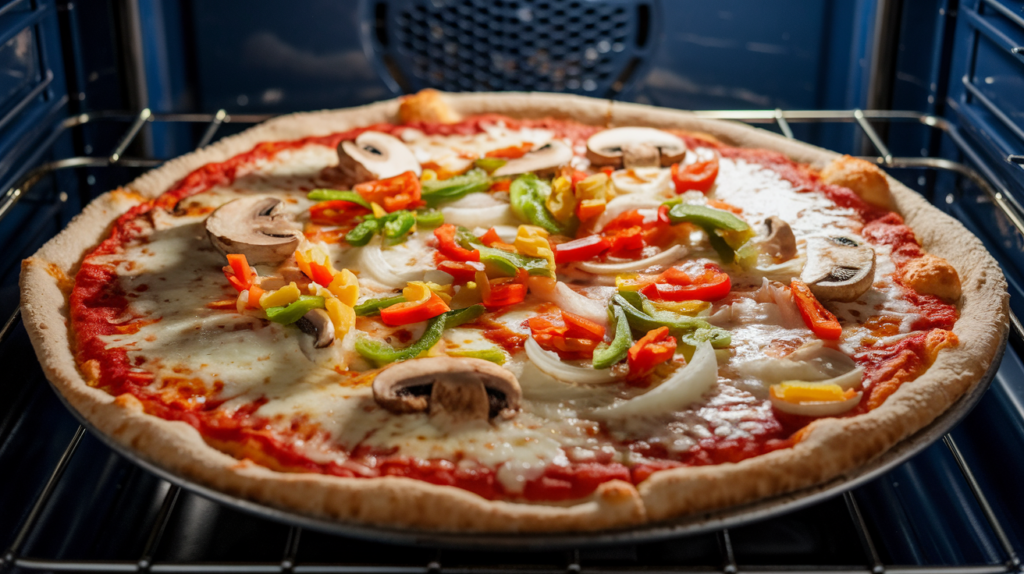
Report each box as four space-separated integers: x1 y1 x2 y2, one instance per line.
337 131 421 185
762 216 797 262
586 127 687 169
296 308 335 348
490 140 574 178
800 236 876 302
372 357 522 425
205 197 300 265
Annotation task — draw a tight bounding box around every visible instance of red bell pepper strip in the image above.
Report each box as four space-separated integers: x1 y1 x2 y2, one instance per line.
379 292 451 326
309 200 370 226
437 260 485 284
671 157 720 194
489 179 512 192
562 311 606 340
627 326 677 378
602 209 648 234
308 260 335 287
483 281 527 308
527 312 604 358
485 143 532 158
606 227 645 257
553 235 611 263
355 171 424 212
641 264 732 302
434 224 480 262
223 254 255 292
790 280 843 340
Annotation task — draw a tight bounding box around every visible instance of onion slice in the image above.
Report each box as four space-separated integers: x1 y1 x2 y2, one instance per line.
593 195 662 231
531 281 609 327
576 245 687 274
770 391 862 417
357 238 425 289
592 342 717 419
525 337 620 384
441 204 518 228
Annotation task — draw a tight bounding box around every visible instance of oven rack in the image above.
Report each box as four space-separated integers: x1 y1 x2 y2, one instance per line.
0 108 1021 574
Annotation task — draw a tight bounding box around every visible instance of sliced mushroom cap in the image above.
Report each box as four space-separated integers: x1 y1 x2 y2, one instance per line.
296 308 335 348
762 216 797 262
337 131 421 185
800 236 876 302
372 357 522 425
490 140 574 178
205 197 300 265
586 127 687 169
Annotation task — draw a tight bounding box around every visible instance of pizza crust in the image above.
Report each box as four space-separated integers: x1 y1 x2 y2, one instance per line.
20 92 1008 533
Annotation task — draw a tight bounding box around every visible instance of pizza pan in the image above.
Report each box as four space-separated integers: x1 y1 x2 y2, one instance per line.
47 326 1006 550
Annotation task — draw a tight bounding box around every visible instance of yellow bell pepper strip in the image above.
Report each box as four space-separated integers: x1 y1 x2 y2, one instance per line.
770 382 855 403
420 168 491 207
592 305 631 369
260 282 301 309
353 295 407 316
371 202 387 219
448 348 507 364
265 295 326 324
510 174 568 235
307 189 372 209
324 298 355 336
474 157 507 173
545 176 578 226
327 269 359 306
574 173 611 221
650 299 711 315
664 203 751 264
455 226 553 277
514 225 556 271
380 292 451 326
355 304 486 366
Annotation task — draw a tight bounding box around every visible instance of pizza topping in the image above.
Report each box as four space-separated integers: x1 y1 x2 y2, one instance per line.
769 383 862 417
790 280 843 340
434 223 480 262
665 202 751 264
761 216 798 262
266 295 326 324
593 305 631 369
205 197 300 265
800 236 876 302
420 168 491 207
491 140 574 178
354 294 406 316
524 337 620 384
671 156 720 194
355 304 485 366
380 292 451 326
576 245 687 275
510 174 572 235
641 264 732 302
553 235 611 263
372 356 522 424
295 308 336 348
586 127 687 169
260 282 301 309
627 326 678 379
610 167 674 196
337 131 421 186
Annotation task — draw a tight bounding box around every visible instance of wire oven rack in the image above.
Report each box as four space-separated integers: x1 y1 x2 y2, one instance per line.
0 107 1022 574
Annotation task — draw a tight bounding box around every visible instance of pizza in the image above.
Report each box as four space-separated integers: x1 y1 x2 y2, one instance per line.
20 90 1008 533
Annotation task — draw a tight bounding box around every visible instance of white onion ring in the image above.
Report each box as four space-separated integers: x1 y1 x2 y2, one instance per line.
593 195 663 231
357 238 425 289
441 204 518 228
611 167 673 195
770 391 862 417
524 337 620 384
592 342 717 419
531 281 609 327
576 245 687 274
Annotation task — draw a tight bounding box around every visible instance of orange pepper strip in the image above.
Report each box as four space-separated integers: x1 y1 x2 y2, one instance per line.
379 292 451 326
790 280 843 340
627 326 677 378
485 142 533 159
562 311 606 340
308 260 335 287
223 254 255 292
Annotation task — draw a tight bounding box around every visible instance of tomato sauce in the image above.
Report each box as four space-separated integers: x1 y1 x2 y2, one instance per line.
69 116 959 502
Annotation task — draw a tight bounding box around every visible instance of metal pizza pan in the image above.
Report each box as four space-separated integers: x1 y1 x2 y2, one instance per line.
49 327 1007 550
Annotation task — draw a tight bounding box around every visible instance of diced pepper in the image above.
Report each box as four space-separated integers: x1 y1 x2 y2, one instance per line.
324 297 355 336
355 304 485 366
480 227 515 251
380 292 451 326
345 218 381 246
260 282 301 309
593 305 632 369
435 224 481 262
514 225 556 270
308 260 335 288
355 171 424 212
602 209 648 234
448 348 507 364
265 295 326 324
641 264 732 302
574 173 610 201
476 270 527 308
615 273 657 292
510 174 566 235
414 208 445 229
545 176 578 226
553 235 610 264
474 157 508 173
576 199 606 221
627 326 677 378
382 210 417 240
457 226 552 277
420 168 491 207
607 227 645 256
437 260 485 284
327 269 359 306
790 280 843 340
353 295 407 316
489 179 512 192
309 200 370 226
307 189 372 209
671 156 720 194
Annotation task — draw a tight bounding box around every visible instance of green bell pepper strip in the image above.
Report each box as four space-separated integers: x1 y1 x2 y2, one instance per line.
353 295 406 316
612 293 713 337
455 226 554 277
665 203 750 231
383 210 417 240
414 208 444 229
705 228 737 264
355 305 486 366
265 296 326 325
307 189 372 209
592 305 631 369
474 157 507 173
345 218 380 246
420 169 491 207
448 348 506 365
509 174 565 235
679 326 732 349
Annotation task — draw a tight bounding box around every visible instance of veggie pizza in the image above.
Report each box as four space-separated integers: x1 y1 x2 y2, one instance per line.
20 90 1007 532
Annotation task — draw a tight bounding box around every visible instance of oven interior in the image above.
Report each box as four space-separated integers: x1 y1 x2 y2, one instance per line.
1 1 1023 572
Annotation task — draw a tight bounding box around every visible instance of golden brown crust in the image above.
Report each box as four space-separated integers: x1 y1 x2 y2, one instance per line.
20 91 1008 533
821 154 894 210
901 254 963 302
